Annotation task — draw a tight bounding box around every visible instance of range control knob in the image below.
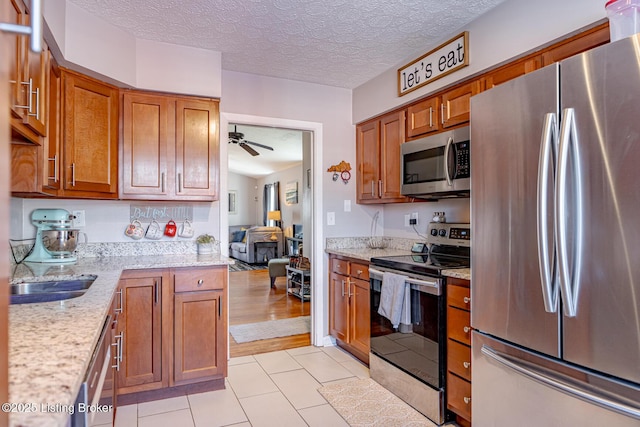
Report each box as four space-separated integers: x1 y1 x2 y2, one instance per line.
430 229 438 236
439 229 447 237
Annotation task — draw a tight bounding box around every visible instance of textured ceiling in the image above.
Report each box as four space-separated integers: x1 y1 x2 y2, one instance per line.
228 124 303 179
67 0 507 89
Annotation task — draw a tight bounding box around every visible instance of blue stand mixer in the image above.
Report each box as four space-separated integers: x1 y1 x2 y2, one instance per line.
24 209 83 264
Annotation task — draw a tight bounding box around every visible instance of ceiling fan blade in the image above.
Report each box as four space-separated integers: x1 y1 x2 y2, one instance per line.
239 142 260 156
243 140 274 151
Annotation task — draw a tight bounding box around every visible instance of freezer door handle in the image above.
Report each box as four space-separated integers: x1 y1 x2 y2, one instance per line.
481 344 640 420
556 108 583 318
537 112 559 313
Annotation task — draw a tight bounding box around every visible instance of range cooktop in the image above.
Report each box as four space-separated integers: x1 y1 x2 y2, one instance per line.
371 223 470 276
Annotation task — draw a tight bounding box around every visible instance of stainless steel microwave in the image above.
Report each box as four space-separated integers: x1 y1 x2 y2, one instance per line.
400 126 470 199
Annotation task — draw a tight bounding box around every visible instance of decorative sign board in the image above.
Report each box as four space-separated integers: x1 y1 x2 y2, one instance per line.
398 32 469 97
130 204 193 223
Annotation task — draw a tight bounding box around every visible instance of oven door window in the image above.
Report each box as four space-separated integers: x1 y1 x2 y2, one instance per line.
403 147 446 184
370 277 443 389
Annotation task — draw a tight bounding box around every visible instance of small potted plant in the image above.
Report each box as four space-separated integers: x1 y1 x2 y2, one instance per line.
196 234 218 255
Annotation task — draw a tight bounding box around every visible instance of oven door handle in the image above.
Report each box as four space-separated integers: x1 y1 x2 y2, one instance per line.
369 267 441 295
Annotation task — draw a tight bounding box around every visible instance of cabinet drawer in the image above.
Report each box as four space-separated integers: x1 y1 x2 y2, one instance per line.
448 306 471 345
174 267 223 292
448 284 470 310
350 262 369 281
447 339 471 381
331 258 349 275
447 372 472 421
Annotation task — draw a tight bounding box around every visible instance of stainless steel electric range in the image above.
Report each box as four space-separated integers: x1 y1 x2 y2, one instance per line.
368 222 470 425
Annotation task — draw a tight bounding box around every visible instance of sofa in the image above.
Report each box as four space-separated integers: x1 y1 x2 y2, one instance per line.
229 225 284 264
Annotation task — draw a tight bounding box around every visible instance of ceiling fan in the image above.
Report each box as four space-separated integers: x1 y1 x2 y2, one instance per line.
228 125 274 156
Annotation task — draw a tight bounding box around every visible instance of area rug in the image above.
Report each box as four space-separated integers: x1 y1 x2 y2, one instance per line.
229 316 310 343
318 378 436 427
228 259 268 272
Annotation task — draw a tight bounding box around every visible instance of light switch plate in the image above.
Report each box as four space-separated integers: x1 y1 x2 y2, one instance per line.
327 212 335 225
344 200 351 212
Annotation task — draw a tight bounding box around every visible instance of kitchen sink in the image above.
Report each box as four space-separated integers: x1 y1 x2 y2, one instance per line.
10 275 97 305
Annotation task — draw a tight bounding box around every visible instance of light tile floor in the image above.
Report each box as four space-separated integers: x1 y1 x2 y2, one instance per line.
101 345 370 427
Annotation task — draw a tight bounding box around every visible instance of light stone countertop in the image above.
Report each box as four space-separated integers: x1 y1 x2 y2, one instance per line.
442 268 471 281
324 247 413 262
8 253 233 427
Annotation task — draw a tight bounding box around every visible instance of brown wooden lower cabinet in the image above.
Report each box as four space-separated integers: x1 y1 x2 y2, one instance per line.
447 277 472 425
328 255 370 364
116 266 227 402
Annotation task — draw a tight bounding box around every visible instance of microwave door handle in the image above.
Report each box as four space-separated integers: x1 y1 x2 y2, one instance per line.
444 137 454 186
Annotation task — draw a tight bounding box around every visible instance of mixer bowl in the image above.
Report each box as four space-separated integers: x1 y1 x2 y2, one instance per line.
41 229 84 255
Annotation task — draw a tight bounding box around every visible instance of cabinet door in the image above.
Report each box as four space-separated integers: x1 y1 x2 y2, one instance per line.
329 271 349 342
62 70 118 197
8 0 25 119
441 80 480 128
121 92 174 198
378 110 406 202
483 57 540 90
355 119 380 203
117 275 164 391
43 60 61 192
349 277 370 358
175 99 219 199
407 97 439 138
21 9 47 136
174 290 225 384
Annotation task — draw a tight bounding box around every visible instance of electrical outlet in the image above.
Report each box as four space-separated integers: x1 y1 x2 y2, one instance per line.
72 210 86 227
411 212 419 225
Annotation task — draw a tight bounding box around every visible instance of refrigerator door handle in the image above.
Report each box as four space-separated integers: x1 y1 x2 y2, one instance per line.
444 136 454 186
555 107 583 318
537 112 558 313
481 344 640 420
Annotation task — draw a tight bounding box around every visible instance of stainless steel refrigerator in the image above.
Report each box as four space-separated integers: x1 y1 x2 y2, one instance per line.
470 35 640 426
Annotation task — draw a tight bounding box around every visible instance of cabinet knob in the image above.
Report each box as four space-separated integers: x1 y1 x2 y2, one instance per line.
463 396 471 405
463 326 471 334
197 279 204 286
356 269 363 275
463 361 470 369
463 296 471 304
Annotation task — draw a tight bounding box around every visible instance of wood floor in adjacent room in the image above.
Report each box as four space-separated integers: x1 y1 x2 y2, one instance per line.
229 268 311 357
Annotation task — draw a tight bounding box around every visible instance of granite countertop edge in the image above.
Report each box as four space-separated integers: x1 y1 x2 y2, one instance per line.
8 253 233 427
325 248 472 281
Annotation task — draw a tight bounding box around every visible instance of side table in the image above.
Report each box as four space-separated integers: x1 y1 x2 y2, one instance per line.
254 241 278 263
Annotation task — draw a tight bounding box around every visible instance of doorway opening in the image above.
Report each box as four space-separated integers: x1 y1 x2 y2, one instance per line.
225 121 315 357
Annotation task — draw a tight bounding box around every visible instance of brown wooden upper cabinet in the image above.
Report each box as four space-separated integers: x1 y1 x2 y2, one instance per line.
121 91 220 201
406 80 480 139
61 69 119 198
9 0 48 142
482 57 540 90
356 110 408 204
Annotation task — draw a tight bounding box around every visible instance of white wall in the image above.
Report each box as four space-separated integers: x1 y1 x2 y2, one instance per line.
44 0 222 96
353 0 608 123
256 164 303 235
10 198 220 243
227 172 259 226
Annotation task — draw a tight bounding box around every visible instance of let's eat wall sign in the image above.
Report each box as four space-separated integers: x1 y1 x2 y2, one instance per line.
398 32 469 97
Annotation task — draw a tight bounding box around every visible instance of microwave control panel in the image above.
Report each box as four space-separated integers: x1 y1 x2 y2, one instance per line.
455 142 470 178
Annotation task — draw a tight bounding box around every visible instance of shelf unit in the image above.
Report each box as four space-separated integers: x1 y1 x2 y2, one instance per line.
286 265 310 301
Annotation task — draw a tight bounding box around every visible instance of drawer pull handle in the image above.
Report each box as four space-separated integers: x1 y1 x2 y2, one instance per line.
197 279 204 286
463 326 471 334
463 361 470 369
463 296 471 304
463 396 471 405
